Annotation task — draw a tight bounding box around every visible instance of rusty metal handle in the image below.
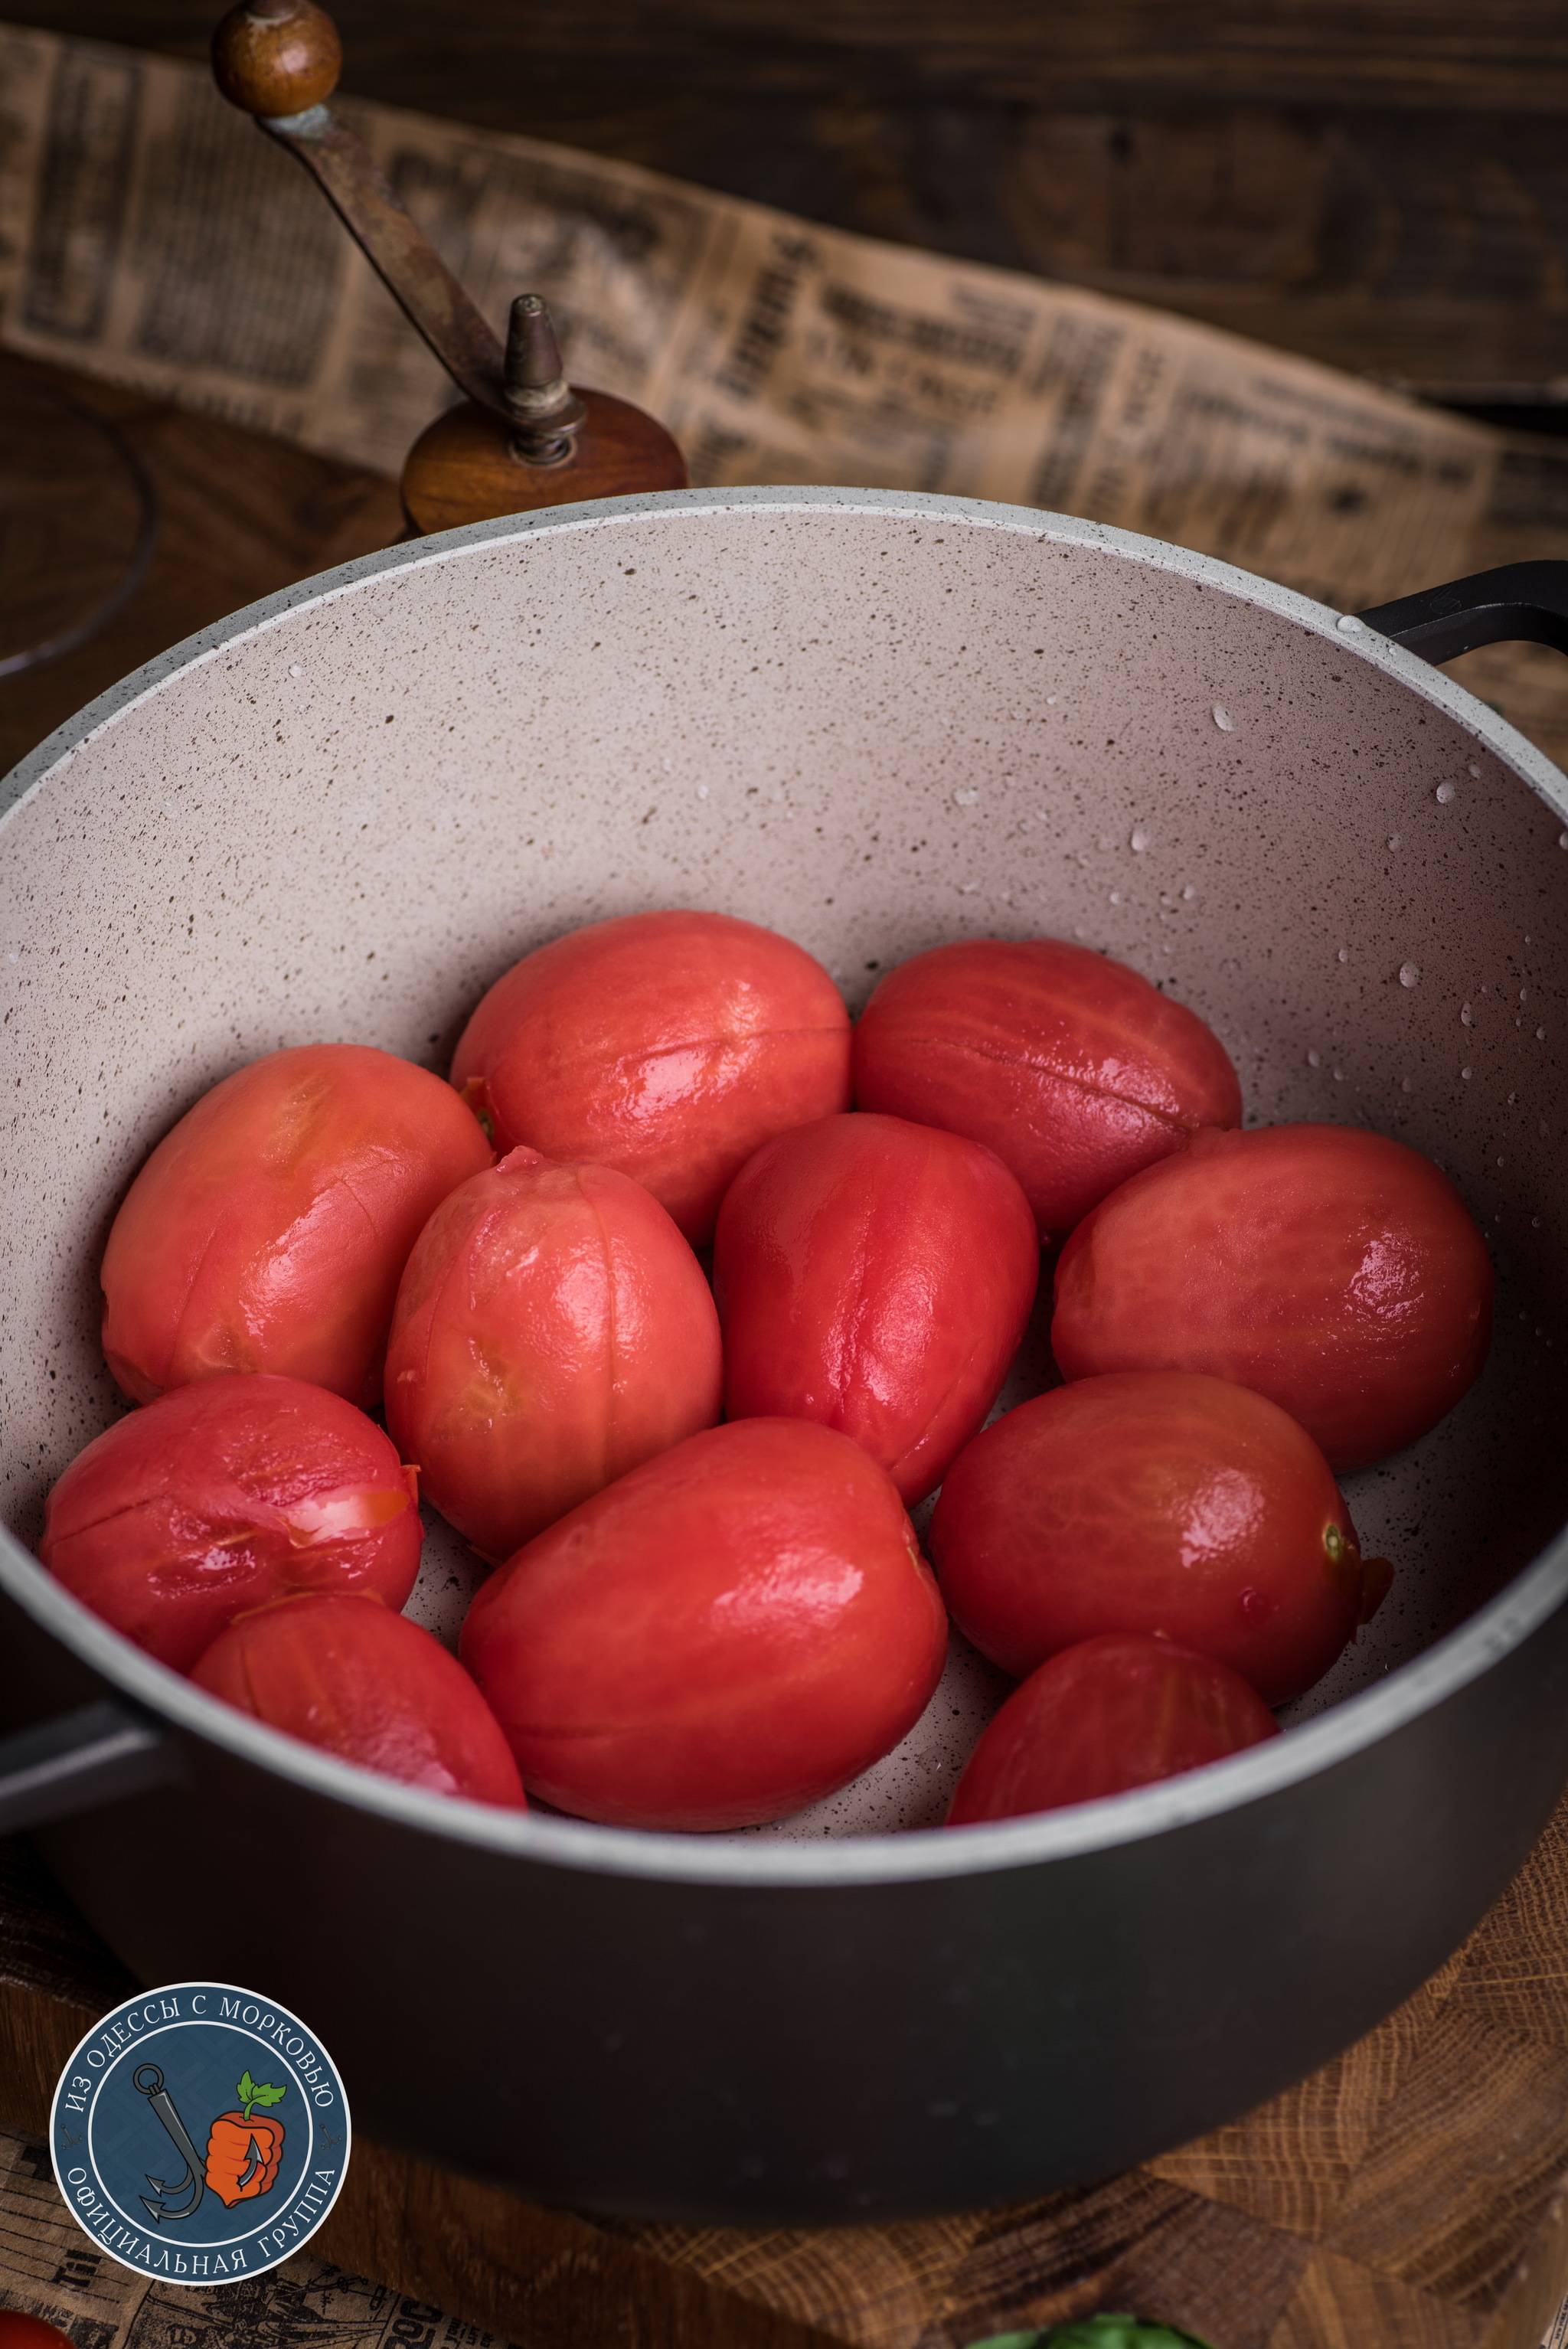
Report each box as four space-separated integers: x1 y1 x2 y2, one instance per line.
211 0 507 416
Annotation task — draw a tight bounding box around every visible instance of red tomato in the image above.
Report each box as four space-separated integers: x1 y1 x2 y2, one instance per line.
101 1044 492 1410
1051 1122 1493 1472
191 1592 525 1807
385 1145 723 1561
0 2318 79 2349
39 1374 421 1671
449 910 851 1244
714 1112 1038 1503
852 937 1241 1238
948 1632 1279 1824
930 1372 1390 1703
460 1418 948 1830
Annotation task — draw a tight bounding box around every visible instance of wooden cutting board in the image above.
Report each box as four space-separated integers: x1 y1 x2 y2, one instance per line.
5 1802 1568 2349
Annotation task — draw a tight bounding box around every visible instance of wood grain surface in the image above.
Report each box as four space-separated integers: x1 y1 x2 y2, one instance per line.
5 2 1568 399
6 1804 1568 2349
400 387 689 533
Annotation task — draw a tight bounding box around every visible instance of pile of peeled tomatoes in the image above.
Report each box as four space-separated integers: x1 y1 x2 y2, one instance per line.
40 910 1493 1832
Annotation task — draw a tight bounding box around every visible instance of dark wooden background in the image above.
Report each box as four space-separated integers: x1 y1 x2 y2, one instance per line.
5 0 1568 782
8 0 1568 401
5 13 1568 2341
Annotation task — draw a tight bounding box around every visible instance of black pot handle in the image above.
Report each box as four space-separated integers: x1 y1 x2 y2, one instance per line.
1356 560 1568 666
0 1698 184 1834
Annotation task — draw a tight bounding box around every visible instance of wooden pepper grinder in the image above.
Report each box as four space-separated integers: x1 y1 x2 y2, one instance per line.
210 0 689 534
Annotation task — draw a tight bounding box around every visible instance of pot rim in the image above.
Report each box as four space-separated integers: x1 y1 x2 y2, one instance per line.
5 482 1566 1890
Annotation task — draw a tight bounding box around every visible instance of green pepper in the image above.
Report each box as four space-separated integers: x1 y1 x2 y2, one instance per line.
965 2317 1219 2349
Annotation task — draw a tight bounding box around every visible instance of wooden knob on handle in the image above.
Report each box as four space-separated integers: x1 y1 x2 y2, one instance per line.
212 0 341 117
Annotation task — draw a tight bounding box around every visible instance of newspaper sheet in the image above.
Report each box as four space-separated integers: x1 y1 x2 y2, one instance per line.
0 19 1512 615
0 2124 520 2349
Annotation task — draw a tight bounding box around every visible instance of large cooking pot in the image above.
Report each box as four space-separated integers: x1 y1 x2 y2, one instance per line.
4 488 1568 2226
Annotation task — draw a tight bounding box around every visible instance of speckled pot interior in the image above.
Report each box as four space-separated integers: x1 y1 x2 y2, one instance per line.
4 485 1568 1822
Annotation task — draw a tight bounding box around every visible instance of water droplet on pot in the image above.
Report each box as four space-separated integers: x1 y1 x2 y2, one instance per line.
1388 834 1402 851
697 784 710 799
1213 704 1234 731
1462 1004 1473 1026
1337 613 1367 634
1308 1050 1321 1067
1401 1077 1413 1092
289 662 302 677
1182 884 1197 900
1338 947 1349 963
1498 1155 1506 1166
1333 1067 1345 1081
1560 831 1568 849
1130 826 1151 851
1538 1027 1548 1041
1436 782 1455 803
1399 962 1420 988
1468 762 1481 778
1109 890 1122 905
952 788 978 806
959 882 978 894
1462 1067 1472 1079
1046 694 1060 706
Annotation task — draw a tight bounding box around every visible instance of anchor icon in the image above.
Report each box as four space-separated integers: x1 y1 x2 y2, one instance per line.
132 2062 207 2223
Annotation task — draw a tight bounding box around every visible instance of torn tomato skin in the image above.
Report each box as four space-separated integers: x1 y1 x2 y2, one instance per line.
40 1372 422 1671
450 909 851 1246
949 1632 1280 1824
191 1589 526 1808
462 1417 946 1831
385 1145 723 1562
714 1111 1038 1504
100 1042 492 1411
1051 1122 1494 1472
930 1371 1370 1705
852 936 1242 1240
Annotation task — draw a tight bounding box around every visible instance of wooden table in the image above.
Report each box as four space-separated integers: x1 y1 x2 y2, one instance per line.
5 14 1568 2328
8 0 1568 407
7 1792 1568 2349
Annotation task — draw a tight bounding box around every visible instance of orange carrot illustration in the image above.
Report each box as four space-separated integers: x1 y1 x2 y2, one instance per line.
204 2070 286 2207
